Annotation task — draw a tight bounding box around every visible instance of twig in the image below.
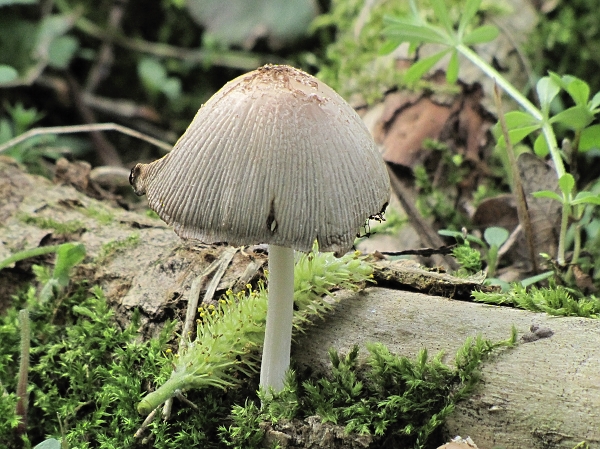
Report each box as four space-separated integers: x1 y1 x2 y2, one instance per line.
133 407 158 439
16 309 30 436
493 84 538 273
162 247 238 419
84 0 128 93
0 123 172 155
386 164 459 271
55 0 285 71
67 74 123 167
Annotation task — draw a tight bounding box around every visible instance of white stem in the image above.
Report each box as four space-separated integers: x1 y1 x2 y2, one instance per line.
260 245 295 393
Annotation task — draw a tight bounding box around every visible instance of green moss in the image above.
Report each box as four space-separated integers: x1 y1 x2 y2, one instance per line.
95 233 140 264
221 329 517 449
18 214 85 235
473 284 600 318
79 204 114 225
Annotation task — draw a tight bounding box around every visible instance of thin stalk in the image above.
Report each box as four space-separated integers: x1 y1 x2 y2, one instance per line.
16 309 30 435
493 84 538 273
457 44 566 178
558 202 571 267
260 245 295 393
0 245 63 271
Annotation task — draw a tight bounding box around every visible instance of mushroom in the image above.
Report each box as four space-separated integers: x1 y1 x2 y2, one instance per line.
130 64 390 393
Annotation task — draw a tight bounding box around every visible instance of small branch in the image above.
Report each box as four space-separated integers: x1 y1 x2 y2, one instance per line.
0 123 172 155
55 0 285 71
84 0 128 93
493 84 538 274
67 74 123 167
16 309 30 436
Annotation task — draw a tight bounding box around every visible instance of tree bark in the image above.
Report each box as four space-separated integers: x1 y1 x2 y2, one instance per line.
293 288 600 449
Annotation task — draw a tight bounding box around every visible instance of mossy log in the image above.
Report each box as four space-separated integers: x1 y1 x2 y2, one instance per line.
1 158 599 448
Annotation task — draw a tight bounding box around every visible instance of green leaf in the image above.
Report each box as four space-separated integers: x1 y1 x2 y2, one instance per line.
520 271 554 287
383 22 449 45
404 49 450 84
536 76 560 115
430 0 453 34
532 190 563 203
35 14 74 60
458 0 481 37
589 91 600 111
503 111 539 129
579 124 600 152
53 242 86 288
496 124 540 147
0 64 18 83
483 227 509 248
571 192 600 206
379 38 402 55
558 173 575 196
47 35 79 69
462 25 499 45
549 106 593 130
533 134 549 157
564 77 590 106
446 50 459 84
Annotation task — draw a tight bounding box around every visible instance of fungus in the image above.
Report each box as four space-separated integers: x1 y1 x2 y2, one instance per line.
130 64 390 393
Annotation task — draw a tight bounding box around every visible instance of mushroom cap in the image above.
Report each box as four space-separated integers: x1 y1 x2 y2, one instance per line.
131 64 390 254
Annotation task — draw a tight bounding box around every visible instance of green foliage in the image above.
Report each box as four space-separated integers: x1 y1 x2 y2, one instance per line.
19 214 85 235
310 0 409 104
472 284 600 318
451 242 482 276
528 0 600 97
224 331 516 449
94 233 140 264
138 247 375 414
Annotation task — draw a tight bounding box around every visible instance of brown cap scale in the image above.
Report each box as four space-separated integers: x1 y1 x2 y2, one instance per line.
130 64 390 393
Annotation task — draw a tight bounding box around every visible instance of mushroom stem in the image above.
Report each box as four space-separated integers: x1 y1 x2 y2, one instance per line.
260 244 295 393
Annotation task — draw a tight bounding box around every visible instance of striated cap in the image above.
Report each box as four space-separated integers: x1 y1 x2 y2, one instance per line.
130 64 390 254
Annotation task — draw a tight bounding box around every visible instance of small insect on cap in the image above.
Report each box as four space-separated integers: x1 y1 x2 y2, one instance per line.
130 64 390 255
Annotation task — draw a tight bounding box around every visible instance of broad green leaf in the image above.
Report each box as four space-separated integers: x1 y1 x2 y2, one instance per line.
521 270 554 287
379 38 402 55
35 14 74 59
572 192 600 206
533 134 549 157
0 65 18 83
564 78 590 106
496 124 540 147
138 57 166 93
484 227 509 247
503 111 539 129
383 22 449 45
462 25 499 45
446 49 459 84
458 0 481 37
430 0 453 34
53 242 86 288
404 49 450 84
47 35 78 69
536 77 560 115
590 91 600 111
549 105 593 130
558 173 575 196
532 190 563 202
579 124 600 151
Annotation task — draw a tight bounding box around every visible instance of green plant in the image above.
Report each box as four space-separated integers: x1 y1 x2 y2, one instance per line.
137 247 375 415
221 330 516 449
472 283 600 318
383 0 600 278
440 227 508 278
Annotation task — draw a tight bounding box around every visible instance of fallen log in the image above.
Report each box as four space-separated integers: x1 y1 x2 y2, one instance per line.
293 288 600 449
